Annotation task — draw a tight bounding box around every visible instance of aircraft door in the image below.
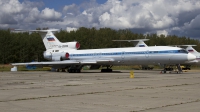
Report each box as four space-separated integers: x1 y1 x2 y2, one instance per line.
145 50 149 58
70 53 73 59
94 52 101 58
98 53 101 58
93 53 96 58
121 51 125 59
144 50 150 64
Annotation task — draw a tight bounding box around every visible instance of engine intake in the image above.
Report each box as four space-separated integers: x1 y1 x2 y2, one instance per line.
43 51 69 61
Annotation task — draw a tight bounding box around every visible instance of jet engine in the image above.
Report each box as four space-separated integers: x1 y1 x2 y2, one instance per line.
43 51 69 61
65 42 80 49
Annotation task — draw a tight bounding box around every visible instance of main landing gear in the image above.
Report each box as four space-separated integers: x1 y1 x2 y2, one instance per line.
67 65 83 73
56 68 66 72
101 65 113 72
54 65 83 73
67 69 81 73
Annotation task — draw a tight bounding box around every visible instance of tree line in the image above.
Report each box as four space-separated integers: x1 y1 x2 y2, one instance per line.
0 27 200 64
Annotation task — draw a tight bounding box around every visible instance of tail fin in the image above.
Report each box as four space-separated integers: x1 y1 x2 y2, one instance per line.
31 29 60 50
112 39 148 47
134 39 149 47
182 45 199 54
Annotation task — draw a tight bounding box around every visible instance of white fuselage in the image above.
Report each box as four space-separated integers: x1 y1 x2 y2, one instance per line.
48 46 195 66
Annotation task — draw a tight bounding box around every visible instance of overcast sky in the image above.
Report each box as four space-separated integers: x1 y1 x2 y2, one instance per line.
0 0 200 38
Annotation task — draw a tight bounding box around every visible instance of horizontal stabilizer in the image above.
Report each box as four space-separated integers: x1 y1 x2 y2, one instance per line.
12 29 59 33
179 45 197 47
112 39 149 42
170 45 197 47
29 29 59 33
113 39 149 47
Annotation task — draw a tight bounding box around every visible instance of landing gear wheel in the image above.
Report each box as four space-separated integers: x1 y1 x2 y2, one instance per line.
61 68 66 72
101 69 112 72
56 69 60 72
75 69 81 73
67 69 81 73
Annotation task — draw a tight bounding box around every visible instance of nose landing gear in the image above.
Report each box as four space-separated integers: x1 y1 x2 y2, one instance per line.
160 64 183 74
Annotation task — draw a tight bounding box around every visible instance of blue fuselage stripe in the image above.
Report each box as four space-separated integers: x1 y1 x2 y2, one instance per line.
70 50 187 57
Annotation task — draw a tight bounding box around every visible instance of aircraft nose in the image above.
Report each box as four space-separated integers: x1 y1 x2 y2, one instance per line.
187 53 196 61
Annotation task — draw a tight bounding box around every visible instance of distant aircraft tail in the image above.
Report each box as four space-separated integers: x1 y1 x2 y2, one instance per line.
134 39 148 47
183 45 199 54
171 45 198 54
112 39 148 47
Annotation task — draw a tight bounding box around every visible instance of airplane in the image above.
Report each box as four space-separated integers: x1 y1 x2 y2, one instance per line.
11 29 196 73
179 45 200 69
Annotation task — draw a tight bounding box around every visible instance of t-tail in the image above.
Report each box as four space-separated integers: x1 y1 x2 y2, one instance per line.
134 39 148 47
32 29 61 50
31 29 80 50
112 39 149 47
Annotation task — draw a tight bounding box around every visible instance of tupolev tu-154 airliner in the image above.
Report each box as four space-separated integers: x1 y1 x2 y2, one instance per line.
12 29 196 73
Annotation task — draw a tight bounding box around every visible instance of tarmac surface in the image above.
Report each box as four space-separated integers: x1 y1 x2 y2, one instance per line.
0 69 200 112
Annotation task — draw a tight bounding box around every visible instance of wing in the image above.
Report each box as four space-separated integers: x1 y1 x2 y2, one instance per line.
11 59 114 66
